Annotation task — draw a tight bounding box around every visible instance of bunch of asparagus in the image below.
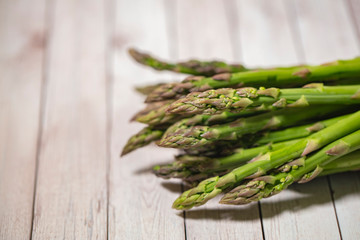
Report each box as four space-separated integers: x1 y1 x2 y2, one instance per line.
123 48 360 210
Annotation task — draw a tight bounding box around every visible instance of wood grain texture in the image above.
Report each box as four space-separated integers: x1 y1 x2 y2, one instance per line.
175 1 263 239
0 0 46 239
176 0 235 61
234 1 341 239
261 179 340 240
108 0 185 239
292 0 359 63
31 0 108 238
347 0 360 47
237 0 300 67
329 172 360 239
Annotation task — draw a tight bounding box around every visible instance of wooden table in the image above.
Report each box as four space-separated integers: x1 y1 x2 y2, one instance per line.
1 0 360 239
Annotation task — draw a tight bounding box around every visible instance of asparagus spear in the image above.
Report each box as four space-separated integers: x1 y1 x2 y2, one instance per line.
220 130 360 205
156 147 360 187
123 110 257 155
135 83 165 96
254 114 348 145
180 114 348 157
146 57 360 102
154 115 348 183
320 151 360 175
133 97 270 126
154 139 302 180
121 127 164 156
131 100 185 126
172 110 360 210
166 84 360 115
159 106 344 149
129 48 248 76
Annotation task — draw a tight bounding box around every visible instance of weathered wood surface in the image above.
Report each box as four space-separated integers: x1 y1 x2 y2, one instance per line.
108 0 185 239
0 0 46 239
32 0 108 239
0 0 359 239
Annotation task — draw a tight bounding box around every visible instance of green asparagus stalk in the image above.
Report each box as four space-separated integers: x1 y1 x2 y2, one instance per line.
146 57 360 102
154 139 302 180
133 99 270 126
124 106 348 156
135 83 165 96
129 48 248 76
172 110 360 210
123 110 259 155
156 146 360 187
166 84 360 115
254 114 348 144
180 114 348 157
320 151 360 175
121 127 165 156
131 100 185 126
154 115 348 182
159 106 344 149
220 130 360 205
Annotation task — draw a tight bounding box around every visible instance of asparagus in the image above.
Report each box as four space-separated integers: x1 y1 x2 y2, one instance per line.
320 151 360 175
123 110 257 155
129 48 248 76
180 114 348 157
154 139 302 180
156 146 360 187
132 99 267 126
135 83 165 96
254 114 348 145
166 84 360 115
146 57 360 102
131 100 184 126
121 127 164 156
159 105 344 149
153 115 347 182
155 115 347 182
220 130 360 205
172 110 360 210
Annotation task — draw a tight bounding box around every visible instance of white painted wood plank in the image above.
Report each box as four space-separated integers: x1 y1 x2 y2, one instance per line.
347 0 360 47
261 178 339 240
175 1 263 239
31 0 108 238
0 0 46 239
329 172 360 239
235 1 341 239
293 0 358 64
176 0 235 61
348 0 360 47
237 0 300 68
108 0 185 239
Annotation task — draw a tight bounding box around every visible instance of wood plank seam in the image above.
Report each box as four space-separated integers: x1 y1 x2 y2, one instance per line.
326 177 344 240
257 202 266 240
105 0 116 239
30 0 54 238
